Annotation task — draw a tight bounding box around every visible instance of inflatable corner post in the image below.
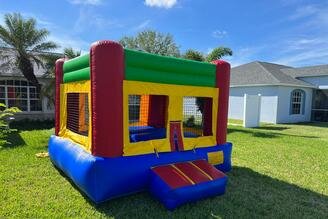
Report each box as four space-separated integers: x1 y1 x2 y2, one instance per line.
49 40 232 210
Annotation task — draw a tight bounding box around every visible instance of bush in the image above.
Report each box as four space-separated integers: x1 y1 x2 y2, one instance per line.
0 103 21 146
10 119 54 131
185 116 196 127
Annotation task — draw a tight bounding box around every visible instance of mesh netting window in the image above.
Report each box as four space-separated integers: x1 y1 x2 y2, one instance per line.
128 94 167 143
66 93 89 136
183 97 213 138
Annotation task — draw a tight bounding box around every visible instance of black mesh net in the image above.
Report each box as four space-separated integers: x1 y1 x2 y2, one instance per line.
183 97 212 138
66 93 89 136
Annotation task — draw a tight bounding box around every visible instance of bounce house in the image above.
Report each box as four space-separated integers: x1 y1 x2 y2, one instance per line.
49 40 232 210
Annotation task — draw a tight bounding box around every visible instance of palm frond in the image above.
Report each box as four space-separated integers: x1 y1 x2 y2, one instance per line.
0 25 14 47
31 41 58 52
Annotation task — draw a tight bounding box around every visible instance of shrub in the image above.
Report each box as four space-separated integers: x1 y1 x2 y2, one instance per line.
0 103 21 146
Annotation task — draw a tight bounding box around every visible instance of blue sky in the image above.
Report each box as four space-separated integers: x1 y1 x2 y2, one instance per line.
1 0 328 67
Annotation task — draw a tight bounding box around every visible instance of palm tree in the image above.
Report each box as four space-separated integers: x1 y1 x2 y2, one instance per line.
64 47 81 59
183 47 233 63
206 47 233 62
41 48 81 109
0 13 58 88
182 49 205 62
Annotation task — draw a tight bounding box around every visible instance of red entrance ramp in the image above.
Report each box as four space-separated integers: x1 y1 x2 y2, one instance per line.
149 160 228 210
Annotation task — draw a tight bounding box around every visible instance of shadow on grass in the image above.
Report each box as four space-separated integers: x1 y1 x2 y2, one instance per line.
10 119 54 131
297 122 328 128
52 163 328 218
253 126 290 131
1 131 25 149
228 127 318 139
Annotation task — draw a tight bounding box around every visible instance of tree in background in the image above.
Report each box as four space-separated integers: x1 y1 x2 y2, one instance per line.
119 30 180 57
0 13 58 88
41 48 81 108
182 48 232 119
206 47 233 62
64 47 81 59
183 47 233 62
183 49 205 62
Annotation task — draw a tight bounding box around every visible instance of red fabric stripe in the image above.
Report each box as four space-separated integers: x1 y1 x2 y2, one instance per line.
212 60 230 145
192 160 226 180
169 121 184 151
152 165 192 189
148 95 167 127
55 58 65 136
174 162 210 184
90 40 124 157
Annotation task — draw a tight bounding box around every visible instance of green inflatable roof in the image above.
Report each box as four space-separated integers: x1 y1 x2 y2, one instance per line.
62 48 217 87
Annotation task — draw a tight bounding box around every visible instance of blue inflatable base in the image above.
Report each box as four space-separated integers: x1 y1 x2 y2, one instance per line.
48 135 232 206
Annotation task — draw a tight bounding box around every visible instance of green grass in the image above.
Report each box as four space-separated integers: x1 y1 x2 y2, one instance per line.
0 122 328 218
228 118 243 125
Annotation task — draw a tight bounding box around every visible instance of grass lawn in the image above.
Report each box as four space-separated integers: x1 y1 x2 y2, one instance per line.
0 121 328 218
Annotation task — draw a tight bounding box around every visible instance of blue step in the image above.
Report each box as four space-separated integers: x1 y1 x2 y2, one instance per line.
149 160 228 210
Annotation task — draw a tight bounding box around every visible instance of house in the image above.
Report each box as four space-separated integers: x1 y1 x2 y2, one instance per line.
229 61 328 123
0 47 57 120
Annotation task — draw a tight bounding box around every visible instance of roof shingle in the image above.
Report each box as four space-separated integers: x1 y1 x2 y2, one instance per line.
230 61 321 88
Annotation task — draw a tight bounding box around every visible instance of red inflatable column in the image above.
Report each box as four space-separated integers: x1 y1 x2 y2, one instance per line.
90 40 124 157
55 58 65 136
212 60 231 145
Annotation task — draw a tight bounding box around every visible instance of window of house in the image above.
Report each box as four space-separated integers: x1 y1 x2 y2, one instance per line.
66 93 89 136
128 94 167 143
0 80 42 112
311 89 328 122
290 89 305 115
183 97 213 138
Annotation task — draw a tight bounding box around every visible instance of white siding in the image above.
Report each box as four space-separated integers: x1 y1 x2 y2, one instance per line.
276 86 312 123
298 76 328 89
229 86 278 123
229 85 313 124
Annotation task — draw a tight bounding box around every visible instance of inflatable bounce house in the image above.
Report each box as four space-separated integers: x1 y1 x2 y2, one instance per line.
49 40 232 210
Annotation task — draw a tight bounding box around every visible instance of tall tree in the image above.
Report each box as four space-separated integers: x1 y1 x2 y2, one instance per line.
64 47 81 59
206 47 233 62
119 30 180 57
183 49 205 62
183 47 233 63
0 13 58 88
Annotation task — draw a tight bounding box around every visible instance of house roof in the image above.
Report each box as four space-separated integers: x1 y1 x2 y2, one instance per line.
231 61 319 88
0 47 62 78
281 64 328 78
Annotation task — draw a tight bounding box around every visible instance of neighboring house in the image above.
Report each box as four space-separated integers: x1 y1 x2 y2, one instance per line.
0 47 58 120
229 61 328 123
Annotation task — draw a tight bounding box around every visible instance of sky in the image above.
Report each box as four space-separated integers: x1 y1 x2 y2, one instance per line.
1 0 328 67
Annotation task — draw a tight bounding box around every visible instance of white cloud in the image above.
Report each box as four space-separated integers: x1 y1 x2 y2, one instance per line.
273 36 328 66
225 46 264 67
289 5 320 20
212 30 227 39
134 19 151 30
74 8 123 33
144 0 177 9
48 34 90 53
67 0 103 5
